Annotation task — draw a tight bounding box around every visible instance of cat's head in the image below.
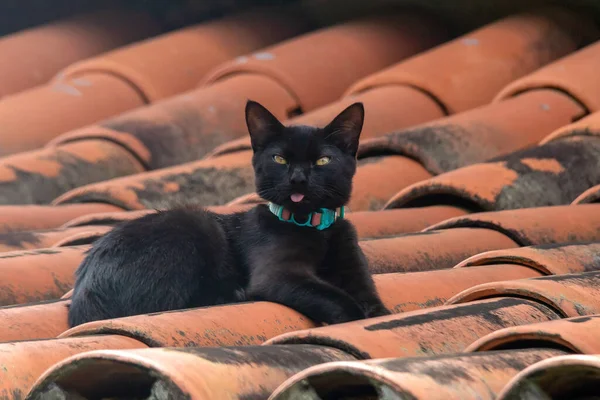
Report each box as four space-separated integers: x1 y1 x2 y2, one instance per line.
245 100 364 214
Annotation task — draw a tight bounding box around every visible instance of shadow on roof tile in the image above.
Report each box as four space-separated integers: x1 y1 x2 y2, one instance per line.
0 6 312 156
497 354 600 399
268 348 566 400
455 242 600 275
447 270 600 318
0 335 146 400
26 345 356 400
0 9 161 99
427 203 600 246
467 314 600 354
573 183 600 204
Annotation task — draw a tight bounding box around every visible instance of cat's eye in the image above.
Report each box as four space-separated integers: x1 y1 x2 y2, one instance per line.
315 156 331 166
273 155 287 164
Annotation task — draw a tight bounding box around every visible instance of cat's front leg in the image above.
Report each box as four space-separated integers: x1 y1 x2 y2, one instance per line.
327 225 391 318
246 271 367 325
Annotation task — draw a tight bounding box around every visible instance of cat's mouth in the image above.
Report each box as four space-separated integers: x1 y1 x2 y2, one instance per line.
290 193 305 203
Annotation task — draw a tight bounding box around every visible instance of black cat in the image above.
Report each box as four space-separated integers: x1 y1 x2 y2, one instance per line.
67 100 390 327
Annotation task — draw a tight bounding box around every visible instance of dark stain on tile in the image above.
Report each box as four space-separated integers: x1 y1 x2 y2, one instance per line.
363 297 558 331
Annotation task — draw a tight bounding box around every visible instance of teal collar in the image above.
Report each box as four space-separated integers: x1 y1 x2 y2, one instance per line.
268 202 345 230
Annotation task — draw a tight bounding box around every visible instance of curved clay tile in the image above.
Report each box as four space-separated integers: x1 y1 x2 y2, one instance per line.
496 40 600 113
43 11 445 167
52 151 255 210
361 228 518 274
202 13 448 112
0 8 311 155
541 107 600 144
446 270 600 318
269 348 566 400
0 203 119 234
346 8 599 114
385 136 600 212
466 315 600 354
426 203 600 246
375 265 541 314
573 184 600 204
497 354 600 400
61 301 315 347
51 226 112 247
345 206 467 238
0 299 70 342
357 89 586 176
0 9 161 99
265 297 560 359
0 226 109 252
26 345 355 400
0 335 146 400
454 242 600 275
0 139 146 206
0 246 87 307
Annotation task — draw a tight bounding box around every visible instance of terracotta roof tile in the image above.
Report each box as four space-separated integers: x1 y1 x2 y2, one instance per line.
0 139 146 205
496 40 600 112
358 89 586 176
0 335 146 400
426 204 600 246
346 7 599 114
467 314 600 354
265 297 560 359
2 5 600 398
454 242 600 275
447 271 600 318
0 299 70 342
0 203 120 234
268 348 567 400
26 345 356 400
385 135 600 211
0 7 312 156
573 183 600 204
497 354 600 399
0 9 161 99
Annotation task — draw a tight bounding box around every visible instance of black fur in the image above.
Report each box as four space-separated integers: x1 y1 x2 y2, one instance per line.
67 100 390 327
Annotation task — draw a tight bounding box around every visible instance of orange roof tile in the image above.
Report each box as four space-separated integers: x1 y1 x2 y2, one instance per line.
1 4 600 399
0 9 161 99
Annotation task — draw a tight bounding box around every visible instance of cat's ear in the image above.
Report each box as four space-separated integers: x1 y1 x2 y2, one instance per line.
245 100 285 150
324 102 364 156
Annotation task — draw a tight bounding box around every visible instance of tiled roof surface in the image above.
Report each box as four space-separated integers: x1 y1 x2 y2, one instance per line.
0 2 599 399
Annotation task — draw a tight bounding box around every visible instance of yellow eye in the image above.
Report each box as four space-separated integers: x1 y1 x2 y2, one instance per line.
315 156 331 166
273 155 287 164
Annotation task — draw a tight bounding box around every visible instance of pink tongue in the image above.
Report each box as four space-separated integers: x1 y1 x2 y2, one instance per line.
291 193 305 203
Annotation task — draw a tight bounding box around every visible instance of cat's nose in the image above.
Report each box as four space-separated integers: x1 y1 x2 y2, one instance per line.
290 169 307 185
